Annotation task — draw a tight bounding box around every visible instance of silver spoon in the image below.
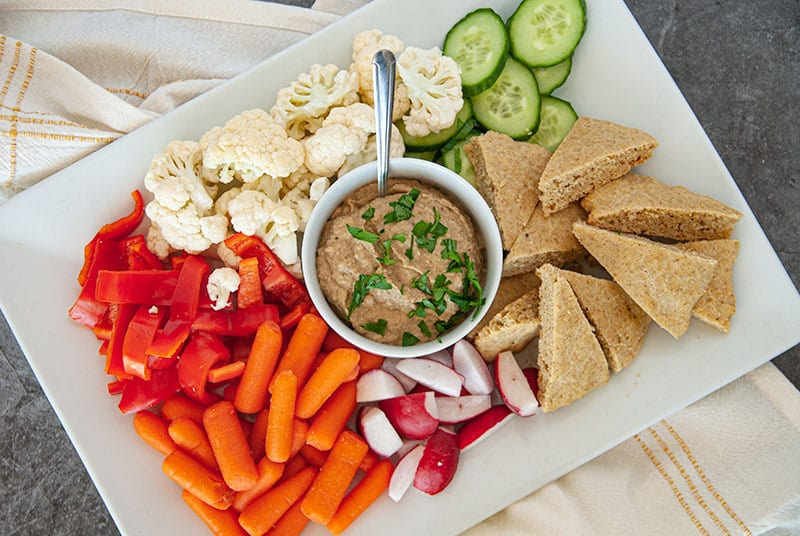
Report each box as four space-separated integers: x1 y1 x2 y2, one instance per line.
372 49 396 197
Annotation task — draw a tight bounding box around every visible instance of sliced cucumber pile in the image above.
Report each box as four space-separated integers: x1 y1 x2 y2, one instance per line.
472 57 540 140
438 130 481 186
508 0 586 67
398 100 474 152
443 8 509 97
532 57 572 95
527 95 577 152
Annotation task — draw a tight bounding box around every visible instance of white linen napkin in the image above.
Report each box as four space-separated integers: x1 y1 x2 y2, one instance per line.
0 1 798 534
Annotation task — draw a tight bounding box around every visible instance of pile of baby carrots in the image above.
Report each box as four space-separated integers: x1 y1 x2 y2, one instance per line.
70 192 393 535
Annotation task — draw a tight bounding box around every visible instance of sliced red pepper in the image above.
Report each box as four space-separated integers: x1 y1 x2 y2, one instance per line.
224 233 309 311
69 237 128 328
122 234 164 270
192 303 280 337
122 305 167 380
147 255 210 358
106 380 126 396
118 365 179 414
279 300 312 331
236 257 263 308
105 302 137 379
177 331 229 404
95 269 178 305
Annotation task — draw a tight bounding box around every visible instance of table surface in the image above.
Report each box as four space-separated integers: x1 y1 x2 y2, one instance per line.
1 1 798 534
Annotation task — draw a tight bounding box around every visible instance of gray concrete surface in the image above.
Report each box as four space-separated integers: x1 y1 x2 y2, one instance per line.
0 1 797 534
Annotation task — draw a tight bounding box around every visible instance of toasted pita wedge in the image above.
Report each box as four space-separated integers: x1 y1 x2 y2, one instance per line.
538 117 657 215
469 271 540 338
559 268 651 373
675 239 739 333
572 222 717 338
503 202 587 277
464 131 551 249
536 264 610 412
474 289 541 361
581 173 744 240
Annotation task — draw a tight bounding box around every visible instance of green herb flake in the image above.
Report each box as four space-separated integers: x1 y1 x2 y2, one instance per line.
347 274 392 320
361 206 375 220
418 321 432 338
346 225 379 244
401 332 420 347
384 189 420 224
361 318 388 336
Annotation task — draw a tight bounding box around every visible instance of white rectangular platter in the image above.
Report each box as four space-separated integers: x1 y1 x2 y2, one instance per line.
0 0 798 534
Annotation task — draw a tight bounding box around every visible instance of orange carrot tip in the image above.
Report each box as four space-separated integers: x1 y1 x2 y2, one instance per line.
161 393 207 425
133 410 177 456
327 458 393 534
234 320 282 414
231 456 285 513
163 450 233 510
182 489 247 536
168 417 218 471
204 401 259 492
295 348 360 420
238 466 317 536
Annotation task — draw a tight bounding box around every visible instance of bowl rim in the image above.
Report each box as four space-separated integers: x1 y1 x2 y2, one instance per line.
301 157 503 359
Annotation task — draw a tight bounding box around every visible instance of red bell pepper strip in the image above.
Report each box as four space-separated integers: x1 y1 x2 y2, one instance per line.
105 302 137 379
224 233 309 311
106 380 126 396
118 365 179 414
236 257 263 308
122 305 167 380
122 234 164 270
192 303 279 337
147 255 210 358
177 331 229 404
69 237 128 328
95 269 178 305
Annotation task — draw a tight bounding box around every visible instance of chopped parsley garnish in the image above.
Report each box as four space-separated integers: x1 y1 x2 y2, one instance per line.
361 206 375 220
376 234 406 266
418 321 432 338
347 274 392 320
346 225 379 244
361 318 388 336
401 332 420 347
412 208 448 253
384 189 420 224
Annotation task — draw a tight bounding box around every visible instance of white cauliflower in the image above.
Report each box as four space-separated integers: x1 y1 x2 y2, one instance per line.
200 109 304 184
350 30 411 122
144 200 228 255
397 46 463 137
216 240 241 269
144 140 216 213
303 102 376 177
207 267 240 311
270 64 359 140
282 176 330 231
260 205 301 265
145 222 172 260
337 126 405 178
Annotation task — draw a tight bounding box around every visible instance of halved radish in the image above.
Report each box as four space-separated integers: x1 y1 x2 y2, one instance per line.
359 406 403 457
424 349 454 368
494 351 539 417
379 391 439 440
356 368 406 403
457 405 513 451
395 358 463 397
413 428 460 495
381 358 417 392
389 444 425 502
435 394 492 424
452 340 494 395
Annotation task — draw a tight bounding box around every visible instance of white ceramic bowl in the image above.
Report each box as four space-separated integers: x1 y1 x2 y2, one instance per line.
301 158 502 359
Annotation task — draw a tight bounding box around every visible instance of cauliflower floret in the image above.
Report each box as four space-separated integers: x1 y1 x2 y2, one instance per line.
145 201 228 255
303 103 376 177
270 64 359 140
217 240 241 269
241 174 283 202
282 176 330 231
350 30 411 121
226 190 277 236
223 190 301 265
146 222 173 260
144 140 215 212
200 109 304 184
337 125 405 178
397 46 463 137
258 205 300 265
207 267 240 311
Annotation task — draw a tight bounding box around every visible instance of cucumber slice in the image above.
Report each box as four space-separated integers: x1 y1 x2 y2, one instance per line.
443 8 509 97
405 150 438 161
438 131 481 187
508 0 586 67
471 56 540 140
532 57 572 95
527 95 577 152
398 99 473 152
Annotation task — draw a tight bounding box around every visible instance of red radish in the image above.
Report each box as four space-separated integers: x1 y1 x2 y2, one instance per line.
413 428 460 495
522 367 539 396
457 405 514 451
356 368 406 403
494 351 539 417
395 358 463 397
452 340 494 395
379 391 439 440
381 358 417 392
424 349 453 368
396 438 424 458
435 395 492 424
389 444 425 502
359 406 403 457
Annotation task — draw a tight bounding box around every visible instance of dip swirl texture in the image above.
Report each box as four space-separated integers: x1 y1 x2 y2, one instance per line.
316 179 485 345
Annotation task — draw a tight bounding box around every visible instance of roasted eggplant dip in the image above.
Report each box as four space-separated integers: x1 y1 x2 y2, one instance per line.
316 179 485 346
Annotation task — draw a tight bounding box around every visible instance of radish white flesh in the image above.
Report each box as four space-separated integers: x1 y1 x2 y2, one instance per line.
395 358 463 397
457 405 514 451
356 368 406 403
452 340 495 395
381 358 418 392
494 351 539 417
424 349 454 368
435 395 492 424
379 391 439 440
389 444 425 502
396 438 424 458
359 406 403 457
413 428 460 495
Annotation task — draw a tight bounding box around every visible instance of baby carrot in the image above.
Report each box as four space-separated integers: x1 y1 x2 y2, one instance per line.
300 442 375 473
234 320 283 414
289 417 309 460
248 408 269 461
238 466 317 536
265 500 310 536
236 257 262 309
322 330 384 373
295 348 360 420
305 381 357 451
300 430 369 525
231 457 285 513
269 313 328 392
327 458 393 534
162 450 234 510
203 401 259 492
133 410 177 456
357 350 384 374
182 489 247 536
283 454 309 479
168 417 218 471
208 361 246 384
161 393 207 425
266 371 297 463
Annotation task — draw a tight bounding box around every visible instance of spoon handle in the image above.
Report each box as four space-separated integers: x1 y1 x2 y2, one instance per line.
372 49 396 197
